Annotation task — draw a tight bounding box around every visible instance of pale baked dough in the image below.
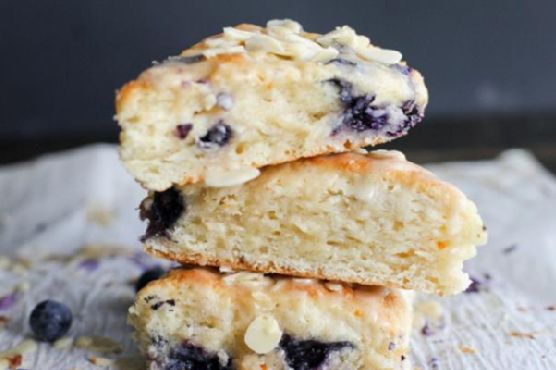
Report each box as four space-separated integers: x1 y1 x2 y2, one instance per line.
141 150 487 296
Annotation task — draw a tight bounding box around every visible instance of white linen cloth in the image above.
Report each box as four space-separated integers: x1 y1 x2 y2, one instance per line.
0 145 554 369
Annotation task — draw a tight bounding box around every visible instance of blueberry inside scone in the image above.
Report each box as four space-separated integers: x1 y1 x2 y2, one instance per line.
116 19 428 191
128 268 414 370
146 335 353 370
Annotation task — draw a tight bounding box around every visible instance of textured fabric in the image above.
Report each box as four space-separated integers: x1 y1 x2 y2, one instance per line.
0 145 554 369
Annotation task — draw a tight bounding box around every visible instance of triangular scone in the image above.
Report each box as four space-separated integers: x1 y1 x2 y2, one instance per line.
140 150 486 295
129 267 414 370
116 19 427 191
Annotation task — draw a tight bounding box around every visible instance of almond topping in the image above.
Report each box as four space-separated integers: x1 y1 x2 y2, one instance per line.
244 315 282 354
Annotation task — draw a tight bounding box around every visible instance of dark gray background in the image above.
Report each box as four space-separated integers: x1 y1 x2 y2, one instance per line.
0 0 555 164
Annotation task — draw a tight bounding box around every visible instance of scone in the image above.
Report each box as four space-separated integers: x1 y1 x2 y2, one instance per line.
116 19 428 190
128 268 414 370
140 150 487 296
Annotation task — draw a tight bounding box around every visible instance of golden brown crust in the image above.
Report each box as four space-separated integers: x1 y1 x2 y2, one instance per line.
305 151 388 172
159 267 395 300
258 151 467 211
145 246 412 292
115 80 150 113
267 151 421 177
138 267 409 319
129 142 387 189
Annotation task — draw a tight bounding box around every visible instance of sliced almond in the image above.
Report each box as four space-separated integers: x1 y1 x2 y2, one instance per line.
223 272 272 287
325 283 343 292
205 167 260 187
223 27 256 41
368 149 406 161
244 315 282 354
317 26 358 48
310 47 339 63
203 45 245 58
266 19 303 34
356 47 402 64
245 34 285 54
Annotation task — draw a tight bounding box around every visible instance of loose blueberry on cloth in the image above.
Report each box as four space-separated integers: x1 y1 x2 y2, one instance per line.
29 300 73 342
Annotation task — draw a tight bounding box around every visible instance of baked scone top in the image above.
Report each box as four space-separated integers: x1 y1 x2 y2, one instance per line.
182 19 405 64
133 267 414 345
118 19 427 111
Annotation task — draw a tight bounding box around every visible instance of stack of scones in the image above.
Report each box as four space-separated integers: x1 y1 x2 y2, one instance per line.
116 19 487 370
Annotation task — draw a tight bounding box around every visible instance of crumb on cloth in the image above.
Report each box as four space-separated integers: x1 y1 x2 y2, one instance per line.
459 345 478 355
86 205 116 226
0 338 37 369
88 356 114 367
75 335 123 355
510 331 536 339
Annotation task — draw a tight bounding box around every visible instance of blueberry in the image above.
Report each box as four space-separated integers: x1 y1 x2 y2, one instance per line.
326 58 357 66
165 342 232 370
328 78 423 137
29 300 73 342
152 335 169 347
328 78 388 133
391 63 413 76
197 122 232 149
140 187 184 239
421 322 433 336
383 99 423 138
175 124 193 139
401 99 422 128
328 78 354 104
346 95 389 131
151 299 176 310
279 334 353 370
467 278 482 293
428 357 440 369
135 267 166 292
464 274 491 294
